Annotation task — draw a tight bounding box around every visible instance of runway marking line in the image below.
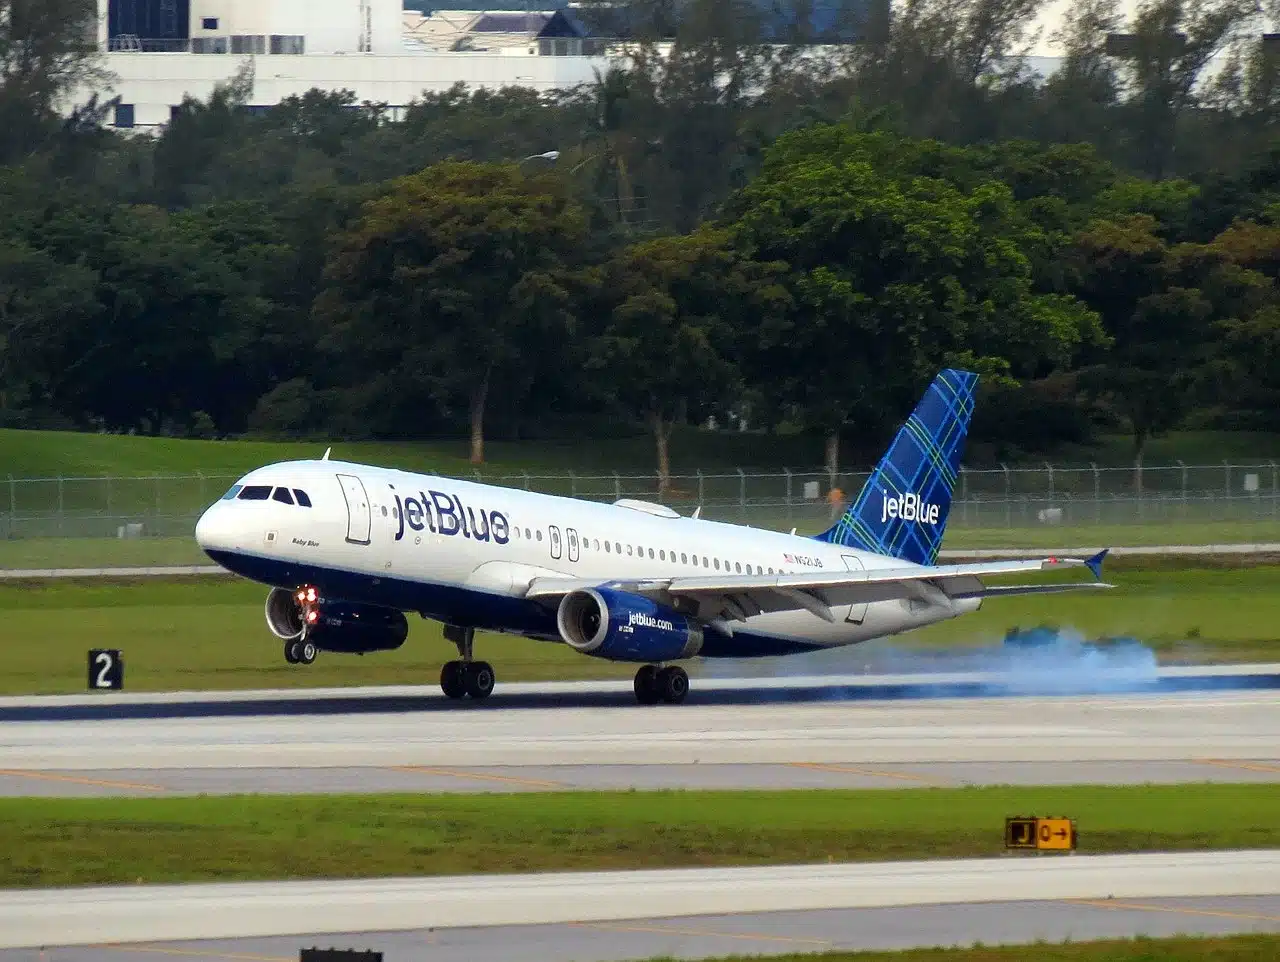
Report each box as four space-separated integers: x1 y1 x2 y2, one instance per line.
88 945 290 961
1068 898 1280 924
569 920 831 946
1192 758 1280 775
0 769 167 792
388 765 566 789
787 761 948 785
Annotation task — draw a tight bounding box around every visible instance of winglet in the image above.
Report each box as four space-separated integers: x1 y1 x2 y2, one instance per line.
322 447 331 461
1085 548 1109 581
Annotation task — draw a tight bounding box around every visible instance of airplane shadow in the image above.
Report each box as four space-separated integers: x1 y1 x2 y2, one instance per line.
1 673 1276 723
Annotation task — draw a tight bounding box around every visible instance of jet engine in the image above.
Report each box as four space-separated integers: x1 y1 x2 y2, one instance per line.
556 587 703 662
264 586 408 653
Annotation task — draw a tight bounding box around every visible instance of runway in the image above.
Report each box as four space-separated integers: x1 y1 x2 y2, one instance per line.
5 897 1280 962
0 672 1277 791
3 852 1279 950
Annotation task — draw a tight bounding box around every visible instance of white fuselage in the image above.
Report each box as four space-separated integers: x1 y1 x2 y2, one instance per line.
195 458 977 654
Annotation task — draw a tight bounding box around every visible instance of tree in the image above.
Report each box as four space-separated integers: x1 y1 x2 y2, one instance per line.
729 127 1104 475
315 161 587 462
0 0 108 164
589 227 788 494
1067 213 1251 476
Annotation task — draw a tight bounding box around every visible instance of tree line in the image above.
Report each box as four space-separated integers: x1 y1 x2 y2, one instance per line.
2 0 1280 485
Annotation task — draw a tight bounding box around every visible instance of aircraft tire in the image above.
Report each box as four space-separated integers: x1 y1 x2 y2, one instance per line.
284 640 300 664
440 661 467 700
657 666 689 704
464 661 495 700
633 665 661 705
298 640 318 665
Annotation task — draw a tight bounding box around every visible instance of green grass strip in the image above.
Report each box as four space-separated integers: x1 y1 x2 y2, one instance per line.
1 563 1277 695
2 785 1277 888
650 936 1280 962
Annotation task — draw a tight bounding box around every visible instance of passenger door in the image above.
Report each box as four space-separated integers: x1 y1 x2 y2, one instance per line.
336 474 372 545
839 554 868 625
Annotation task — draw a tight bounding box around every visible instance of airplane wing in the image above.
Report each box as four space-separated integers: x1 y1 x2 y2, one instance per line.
523 551 1113 625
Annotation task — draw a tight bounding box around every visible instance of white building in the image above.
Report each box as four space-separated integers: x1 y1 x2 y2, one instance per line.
94 0 614 130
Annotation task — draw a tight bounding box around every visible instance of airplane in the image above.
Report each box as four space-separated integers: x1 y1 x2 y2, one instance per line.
194 369 1112 705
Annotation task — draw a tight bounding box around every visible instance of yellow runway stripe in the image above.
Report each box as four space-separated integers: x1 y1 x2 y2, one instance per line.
388 765 566 789
1192 758 1280 775
788 761 947 785
571 920 831 946
1068 898 1280 924
0 769 167 792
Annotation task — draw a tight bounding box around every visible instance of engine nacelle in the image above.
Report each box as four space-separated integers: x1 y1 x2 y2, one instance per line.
556 587 703 663
264 587 408 653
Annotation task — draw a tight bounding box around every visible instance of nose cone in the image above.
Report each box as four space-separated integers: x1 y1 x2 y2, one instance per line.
195 503 233 554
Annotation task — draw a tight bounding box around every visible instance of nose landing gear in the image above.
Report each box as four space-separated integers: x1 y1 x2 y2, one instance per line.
285 639 317 665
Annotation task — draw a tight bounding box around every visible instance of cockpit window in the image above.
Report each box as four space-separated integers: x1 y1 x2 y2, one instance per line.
237 485 272 501
221 484 243 501
293 489 312 507
272 487 294 505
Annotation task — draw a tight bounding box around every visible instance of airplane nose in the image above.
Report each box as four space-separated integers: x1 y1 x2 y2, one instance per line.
195 503 230 552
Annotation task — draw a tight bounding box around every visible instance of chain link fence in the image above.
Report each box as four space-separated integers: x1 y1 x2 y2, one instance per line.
2 462 1279 553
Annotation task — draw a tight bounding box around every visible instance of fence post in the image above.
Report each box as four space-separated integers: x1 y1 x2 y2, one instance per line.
1224 461 1231 515
197 471 206 508
521 471 530 491
1045 462 1054 503
784 468 793 524
959 467 968 524
1001 463 1010 527
1271 461 1278 521
1091 462 1100 525
613 471 621 501
568 469 576 498
8 474 14 517
57 475 64 537
737 468 746 520
697 469 704 507
105 473 113 518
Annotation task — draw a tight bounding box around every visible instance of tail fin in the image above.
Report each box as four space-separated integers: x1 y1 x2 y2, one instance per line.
814 369 978 566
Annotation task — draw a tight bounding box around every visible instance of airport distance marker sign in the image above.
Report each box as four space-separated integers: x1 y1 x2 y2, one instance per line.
88 649 124 690
1005 816 1077 852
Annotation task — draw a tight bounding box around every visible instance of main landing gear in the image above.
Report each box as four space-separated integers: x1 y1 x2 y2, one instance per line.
633 664 689 705
441 625 495 701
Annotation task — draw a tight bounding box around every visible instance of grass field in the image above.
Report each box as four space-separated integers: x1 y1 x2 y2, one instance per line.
6 426 1280 479
0 563 1275 694
1 785 1276 888
625 938 1280 962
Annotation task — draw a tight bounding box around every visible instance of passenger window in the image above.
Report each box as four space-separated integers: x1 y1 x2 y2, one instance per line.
702 556 708 567
293 489 312 507
681 553 687 564
381 506 388 516
659 550 666 561
648 548 654 559
525 528 532 539
627 545 633 556
594 539 600 550
221 484 243 501
735 562 742 573
604 541 611 553
237 485 271 501
536 530 543 542
714 558 720 570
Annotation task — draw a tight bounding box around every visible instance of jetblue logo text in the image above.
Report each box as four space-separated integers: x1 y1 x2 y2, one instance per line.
628 611 675 631
393 489 510 544
880 492 941 525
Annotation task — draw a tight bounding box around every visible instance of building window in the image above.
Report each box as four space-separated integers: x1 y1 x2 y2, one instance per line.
113 103 135 128
270 34 305 54
202 17 219 30
192 37 228 53
231 35 266 54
